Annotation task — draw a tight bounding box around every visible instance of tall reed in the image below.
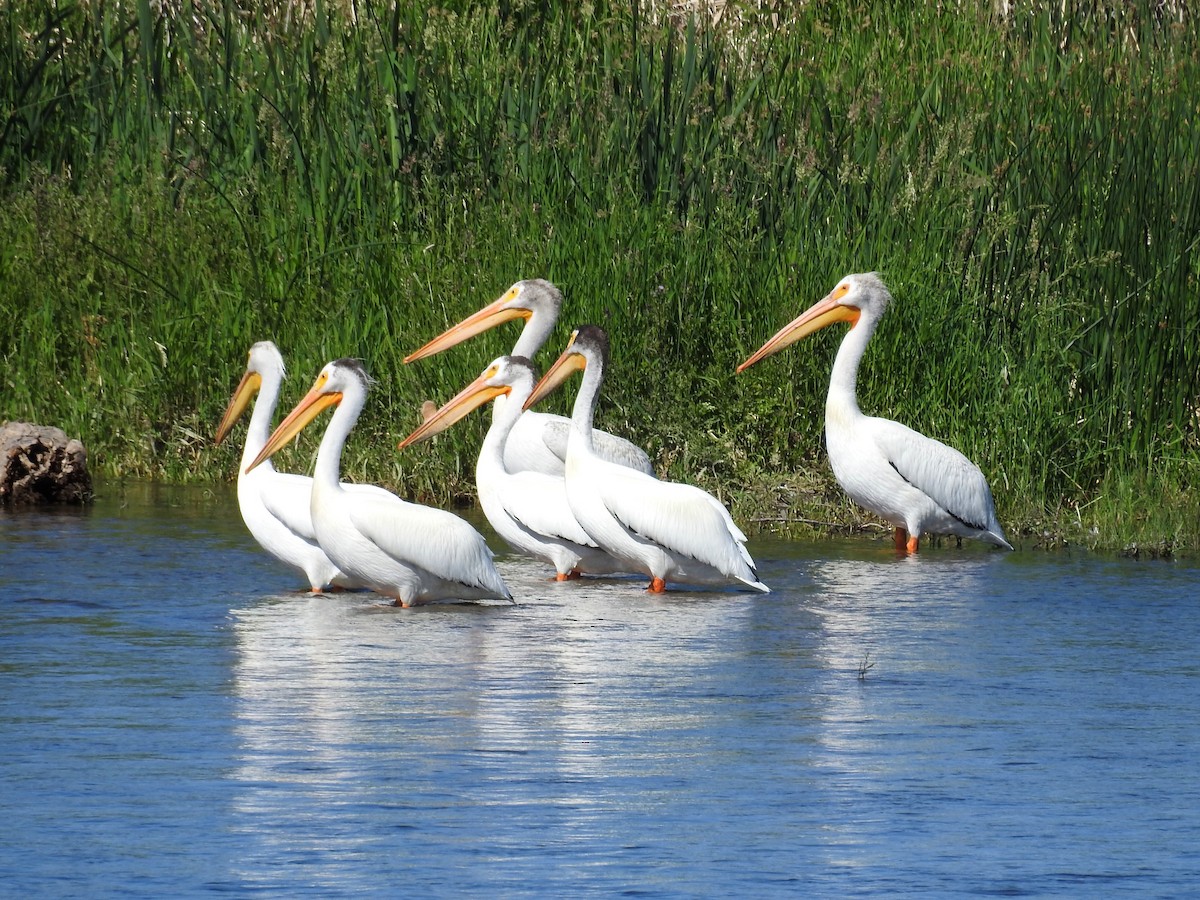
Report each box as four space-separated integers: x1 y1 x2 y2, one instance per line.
1 1 1196 547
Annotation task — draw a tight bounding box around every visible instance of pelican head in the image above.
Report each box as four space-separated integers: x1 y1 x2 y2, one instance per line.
215 340 286 444
404 279 563 363
524 325 608 409
399 355 537 448
245 358 369 473
737 272 891 373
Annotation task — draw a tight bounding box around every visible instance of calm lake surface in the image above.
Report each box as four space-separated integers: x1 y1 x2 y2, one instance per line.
2 481 1198 898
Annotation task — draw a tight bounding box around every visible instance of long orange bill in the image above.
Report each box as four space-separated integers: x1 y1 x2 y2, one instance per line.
736 288 860 373
398 365 509 449
245 372 341 473
404 288 532 363
214 370 262 444
524 340 585 411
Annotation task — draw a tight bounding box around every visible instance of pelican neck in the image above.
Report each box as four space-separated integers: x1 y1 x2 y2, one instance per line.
313 387 364 488
241 368 282 474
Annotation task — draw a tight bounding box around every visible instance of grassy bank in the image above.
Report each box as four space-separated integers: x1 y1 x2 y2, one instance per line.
1 1 1198 553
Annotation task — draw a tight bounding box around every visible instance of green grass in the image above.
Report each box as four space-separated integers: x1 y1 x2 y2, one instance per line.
1 0 1198 553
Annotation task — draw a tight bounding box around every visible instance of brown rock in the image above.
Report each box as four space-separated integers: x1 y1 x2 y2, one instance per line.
0 422 93 504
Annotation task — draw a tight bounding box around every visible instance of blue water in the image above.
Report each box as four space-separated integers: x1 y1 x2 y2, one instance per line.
2 482 1198 897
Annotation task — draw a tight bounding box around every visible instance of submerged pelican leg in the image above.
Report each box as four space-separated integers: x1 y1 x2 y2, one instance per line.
893 527 908 553
906 534 920 554
647 577 667 593
553 569 583 582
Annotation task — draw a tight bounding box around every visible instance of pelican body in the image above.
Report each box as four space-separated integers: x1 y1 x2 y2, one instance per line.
246 359 511 607
399 355 631 580
404 279 655 477
215 341 365 591
526 326 769 593
738 272 1012 554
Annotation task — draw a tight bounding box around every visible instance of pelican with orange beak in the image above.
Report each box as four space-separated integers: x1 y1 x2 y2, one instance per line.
738 272 1012 554
525 326 768 594
399 355 631 580
404 279 654 477
246 359 511 607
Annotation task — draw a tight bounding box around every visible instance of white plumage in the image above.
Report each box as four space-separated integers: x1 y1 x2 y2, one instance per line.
404 279 655 477
738 272 1012 553
246 358 511 607
526 326 769 593
399 355 631 580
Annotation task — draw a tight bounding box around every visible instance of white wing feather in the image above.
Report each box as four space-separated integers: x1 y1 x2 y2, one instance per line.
597 465 757 579
496 470 599 548
870 417 999 531
257 471 321 542
348 493 510 597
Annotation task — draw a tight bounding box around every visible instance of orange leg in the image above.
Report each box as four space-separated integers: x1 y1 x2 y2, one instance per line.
646 576 667 593
553 569 583 582
893 527 920 555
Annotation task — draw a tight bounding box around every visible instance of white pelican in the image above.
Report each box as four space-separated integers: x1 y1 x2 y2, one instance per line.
404 279 655 477
737 272 1013 554
525 326 769 594
245 358 512 607
215 341 363 592
399 355 632 581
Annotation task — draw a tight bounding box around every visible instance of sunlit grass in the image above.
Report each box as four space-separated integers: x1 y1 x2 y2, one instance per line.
0 1 1197 551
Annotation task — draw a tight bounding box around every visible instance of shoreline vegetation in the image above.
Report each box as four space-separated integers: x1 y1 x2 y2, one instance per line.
2 1 1197 556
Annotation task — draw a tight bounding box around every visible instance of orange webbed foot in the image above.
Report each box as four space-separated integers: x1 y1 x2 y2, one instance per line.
646 577 667 593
